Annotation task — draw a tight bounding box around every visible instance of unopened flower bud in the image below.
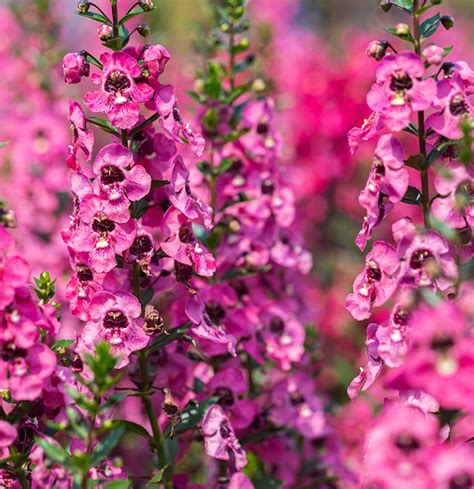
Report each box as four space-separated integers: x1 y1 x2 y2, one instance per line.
76 0 90 14
220 23 229 32
139 0 154 11
431 0 442 3
423 44 444 65
63 52 90 84
252 78 266 93
395 23 410 36
194 79 205 93
97 24 113 41
137 24 151 37
380 0 392 12
0 207 17 228
366 40 389 61
144 305 165 335
440 16 454 30
239 38 250 49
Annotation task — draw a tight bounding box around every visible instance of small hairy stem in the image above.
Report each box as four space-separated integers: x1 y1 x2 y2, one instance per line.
129 112 160 138
121 129 129 148
111 0 119 37
89 2 112 23
9 447 28 489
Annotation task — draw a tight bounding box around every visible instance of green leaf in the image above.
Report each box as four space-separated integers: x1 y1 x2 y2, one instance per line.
401 186 423 206
196 161 213 176
35 438 71 467
98 393 129 414
119 6 143 25
202 108 219 132
204 62 223 100
52 339 75 351
380 0 414 12
164 398 218 437
146 466 171 486
148 322 193 352
114 420 151 439
91 424 126 465
443 46 453 56
420 13 441 40
252 476 284 489
151 179 169 189
226 83 252 104
427 140 455 166
235 54 256 74
132 197 150 219
405 154 427 170
77 10 111 24
140 287 154 307
385 27 414 43
104 480 132 489
86 117 120 137
216 158 235 175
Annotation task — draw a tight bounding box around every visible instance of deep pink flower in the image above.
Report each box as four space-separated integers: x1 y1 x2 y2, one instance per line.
66 100 94 171
84 52 154 129
0 253 30 310
355 134 408 250
429 444 474 489
143 44 171 78
422 44 445 66
82 291 149 368
346 240 399 320
160 207 216 277
431 161 473 231
0 342 56 401
347 323 383 400
427 74 472 139
72 194 136 273
63 52 89 84
0 420 17 448
202 404 247 471
367 51 436 132
92 143 151 219
270 372 327 439
348 111 384 154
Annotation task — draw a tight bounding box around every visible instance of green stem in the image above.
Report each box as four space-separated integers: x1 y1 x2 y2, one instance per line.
129 112 160 138
9 447 29 489
413 0 431 228
111 0 119 37
121 129 129 148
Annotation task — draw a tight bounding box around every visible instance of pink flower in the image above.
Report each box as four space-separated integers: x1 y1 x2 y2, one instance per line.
0 253 30 310
367 51 436 132
167 156 213 229
429 444 474 489
431 161 473 231
72 194 136 273
346 240 399 320
63 52 89 84
66 100 94 171
143 44 171 78
427 74 472 140
348 111 384 154
82 291 149 368
202 404 247 471
347 323 383 400
0 342 56 401
84 52 154 129
0 420 17 448
355 134 408 250
422 44 445 66
270 372 327 439
160 207 216 277
92 143 151 219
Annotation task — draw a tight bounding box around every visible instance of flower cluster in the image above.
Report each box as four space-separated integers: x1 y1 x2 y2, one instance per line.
346 0 474 486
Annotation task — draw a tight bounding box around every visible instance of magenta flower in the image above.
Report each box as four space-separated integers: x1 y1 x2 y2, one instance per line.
367 51 436 132
346 240 399 320
92 143 151 219
63 52 89 84
202 404 247 471
387 302 474 413
167 156 213 229
84 52 154 129
270 372 327 439
0 420 17 448
160 207 216 277
66 100 94 171
348 111 384 154
422 44 445 66
355 134 409 250
82 291 149 368
143 44 171 78
347 323 383 400
427 74 472 140
207 367 257 429
72 194 136 273
0 253 30 310
0 342 56 401
431 161 473 231
429 445 474 489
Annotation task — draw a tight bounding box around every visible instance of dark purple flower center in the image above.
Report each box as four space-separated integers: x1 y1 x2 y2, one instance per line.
92 216 116 234
130 235 153 256
290 392 305 406
172 103 183 123
430 334 455 351
374 160 386 177
104 70 131 93
393 309 409 326
256 122 269 135
449 95 469 116
409 249 434 270
174 261 194 285
101 165 125 185
270 316 285 334
76 264 93 282
389 71 413 92
449 473 472 489
219 422 231 439
215 387 235 407
103 310 128 329
455 180 474 202
1 342 27 362
205 302 226 325
261 179 275 195
366 261 382 282
179 226 193 243
395 433 420 453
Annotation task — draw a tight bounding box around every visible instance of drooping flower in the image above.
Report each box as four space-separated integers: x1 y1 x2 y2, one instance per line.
202 404 247 471
367 51 436 132
82 291 149 368
63 52 90 84
84 51 154 129
66 100 94 171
